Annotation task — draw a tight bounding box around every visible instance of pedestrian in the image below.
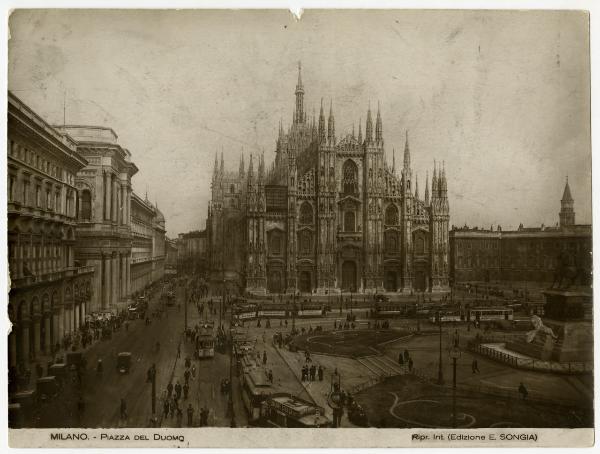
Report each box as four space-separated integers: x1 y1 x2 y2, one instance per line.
301 364 308 381
199 407 206 427
167 382 173 398
318 365 324 381
472 359 480 374
170 399 177 418
187 404 194 426
163 399 170 418
310 364 316 381
518 382 528 400
175 381 182 400
408 358 413 372
201 407 209 426
268 369 273 383
184 369 190 385
176 407 183 427
183 382 189 399
404 349 410 362
120 398 127 420
191 365 196 378
398 352 404 366
262 350 267 365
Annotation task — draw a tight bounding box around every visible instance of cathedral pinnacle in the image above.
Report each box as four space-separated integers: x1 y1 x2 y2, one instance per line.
328 100 335 143
365 104 373 143
294 61 305 125
403 130 410 169
375 101 383 142
318 98 326 142
358 118 363 144
425 171 430 206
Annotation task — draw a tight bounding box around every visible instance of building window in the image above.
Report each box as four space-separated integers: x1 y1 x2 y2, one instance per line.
342 160 358 195
22 181 29 206
385 204 398 225
268 231 282 255
415 237 425 254
344 211 355 232
300 231 312 255
8 175 15 202
299 202 313 224
77 189 90 220
386 232 398 252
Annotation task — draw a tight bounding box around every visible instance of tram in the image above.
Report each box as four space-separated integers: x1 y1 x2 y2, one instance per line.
241 368 276 424
196 320 215 359
429 306 514 323
372 302 417 318
260 393 331 428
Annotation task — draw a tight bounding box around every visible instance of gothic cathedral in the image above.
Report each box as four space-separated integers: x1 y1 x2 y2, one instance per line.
207 65 450 296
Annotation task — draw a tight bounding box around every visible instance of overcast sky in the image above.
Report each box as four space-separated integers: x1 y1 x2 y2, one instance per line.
8 9 591 237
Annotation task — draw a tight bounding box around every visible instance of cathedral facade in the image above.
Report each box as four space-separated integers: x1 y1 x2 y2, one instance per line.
207 66 450 295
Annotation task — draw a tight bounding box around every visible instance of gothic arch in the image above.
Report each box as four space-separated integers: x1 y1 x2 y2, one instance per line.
299 202 313 225
385 204 399 225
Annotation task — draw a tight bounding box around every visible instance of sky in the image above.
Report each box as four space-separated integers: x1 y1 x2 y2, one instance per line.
8 9 591 237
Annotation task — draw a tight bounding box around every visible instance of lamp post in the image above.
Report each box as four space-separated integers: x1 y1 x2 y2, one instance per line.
437 311 444 385
449 345 461 428
227 301 236 427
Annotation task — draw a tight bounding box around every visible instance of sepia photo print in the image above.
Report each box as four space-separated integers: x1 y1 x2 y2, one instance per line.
5 8 594 448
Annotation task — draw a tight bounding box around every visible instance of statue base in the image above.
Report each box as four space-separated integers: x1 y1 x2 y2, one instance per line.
506 289 593 363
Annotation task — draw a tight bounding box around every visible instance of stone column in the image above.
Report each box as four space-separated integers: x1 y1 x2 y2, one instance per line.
33 316 41 358
44 316 51 355
21 321 30 364
104 171 110 221
57 306 64 346
112 254 119 305
121 254 127 298
121 186 127 225
103 256 111 309
74 303 79 331
8 330 17 368
112 177 118 222
126 255 131 296
52 310 60 349
127 188 131 226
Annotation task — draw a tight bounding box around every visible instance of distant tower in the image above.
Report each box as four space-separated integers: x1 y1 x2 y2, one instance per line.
559 177 575 227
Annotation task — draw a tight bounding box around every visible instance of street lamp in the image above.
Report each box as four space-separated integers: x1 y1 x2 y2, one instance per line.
449 345 461 428
436 311 444 385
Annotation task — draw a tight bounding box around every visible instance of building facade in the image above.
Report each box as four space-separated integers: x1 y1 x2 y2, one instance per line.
165 237 178 275
130 192 166 294
450 179 592 285
7 92 94 367
177 230 208 276
55 125 138 313
207 66 450 295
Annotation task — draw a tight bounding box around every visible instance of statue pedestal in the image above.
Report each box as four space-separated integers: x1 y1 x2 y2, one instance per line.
506 290 593 363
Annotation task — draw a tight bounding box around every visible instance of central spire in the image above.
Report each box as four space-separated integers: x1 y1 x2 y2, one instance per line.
294 61 305 124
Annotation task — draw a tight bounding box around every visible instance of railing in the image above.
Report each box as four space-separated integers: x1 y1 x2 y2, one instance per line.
470 342 593 374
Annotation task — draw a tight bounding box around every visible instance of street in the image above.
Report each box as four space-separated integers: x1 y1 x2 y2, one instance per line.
32 287 234 428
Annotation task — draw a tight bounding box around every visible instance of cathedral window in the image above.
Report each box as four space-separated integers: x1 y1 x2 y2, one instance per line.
300 231 312 255
415 237 425 254
342 160 358 195
230 184 235 194
385 204 398 225
385 232 398 252
344 211 356 232
268 231 282 255
299 202 313 224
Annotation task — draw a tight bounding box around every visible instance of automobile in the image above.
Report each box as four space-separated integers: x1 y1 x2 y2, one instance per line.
117 352 132 374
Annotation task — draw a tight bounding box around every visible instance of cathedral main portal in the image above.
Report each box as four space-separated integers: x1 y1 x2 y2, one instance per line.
341 260 357 291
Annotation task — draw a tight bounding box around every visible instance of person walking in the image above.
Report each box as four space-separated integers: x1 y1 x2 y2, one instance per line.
472 359 480 374
175 381 182 400
408 357 414 372
187 404 194 427
163 399 170 418
120 398 127 420
167 382 173 398
184 369 190 385
310 364 316 381
183 382 189 400
518 382 528 400
201 407 209 426
191 365 196 379
318 365 324 381
262 350 267 365
398 352 404 366
268 369 273 383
